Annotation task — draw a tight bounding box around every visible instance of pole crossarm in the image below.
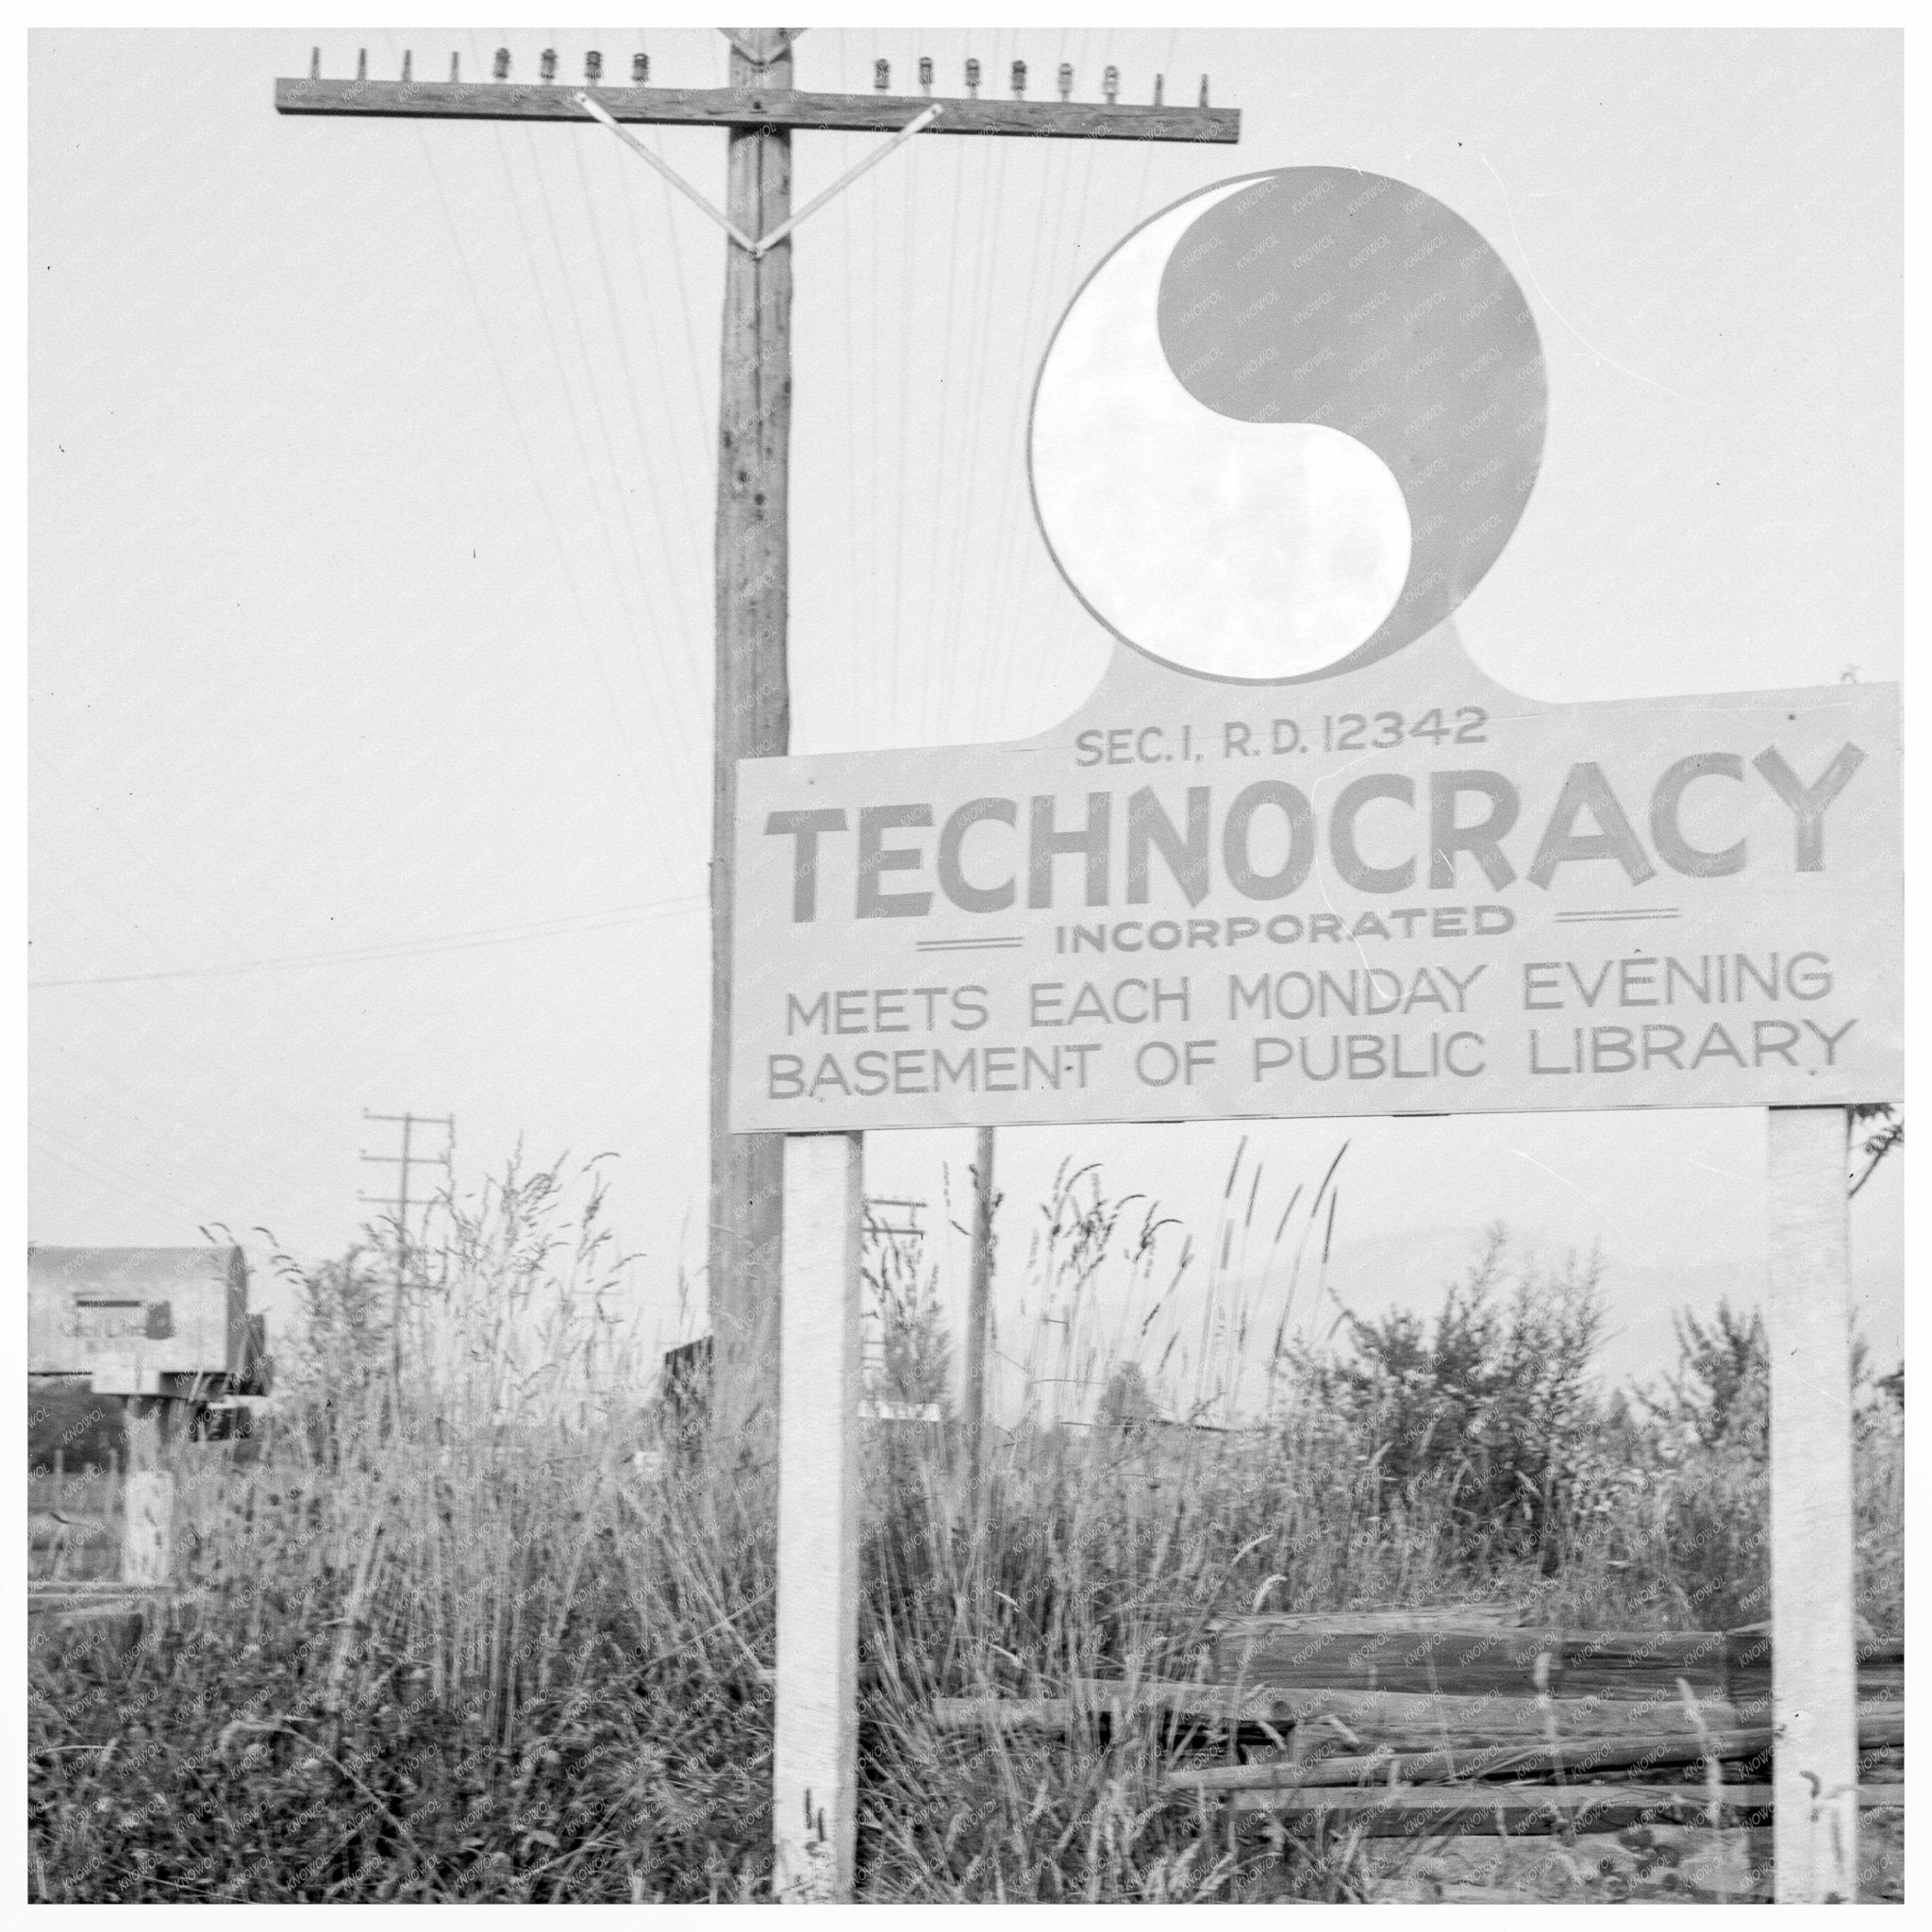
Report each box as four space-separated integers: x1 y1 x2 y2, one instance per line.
273 78 1239 142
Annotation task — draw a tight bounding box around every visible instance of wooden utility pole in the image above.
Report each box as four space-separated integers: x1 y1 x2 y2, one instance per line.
276 34 1236 1449
710 29 793 1438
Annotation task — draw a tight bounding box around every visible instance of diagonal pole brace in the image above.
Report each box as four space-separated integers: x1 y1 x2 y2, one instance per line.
748 104 942 257
575 92 941 258
573 92 758 252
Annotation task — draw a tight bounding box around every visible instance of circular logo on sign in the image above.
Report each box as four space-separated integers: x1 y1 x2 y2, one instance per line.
1030 169 1546 683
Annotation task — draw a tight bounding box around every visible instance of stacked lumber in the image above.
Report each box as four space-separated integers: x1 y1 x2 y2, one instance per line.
1181 1615 1905 1839
932 1608 1905 1852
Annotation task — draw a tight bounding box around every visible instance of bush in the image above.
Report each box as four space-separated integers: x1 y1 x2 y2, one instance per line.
1286 1224 1608 1569
1648 1300 1771 1454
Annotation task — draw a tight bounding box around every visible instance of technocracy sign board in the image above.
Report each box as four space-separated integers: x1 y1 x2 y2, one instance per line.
728 169 1902 1135
729 635 1900 1132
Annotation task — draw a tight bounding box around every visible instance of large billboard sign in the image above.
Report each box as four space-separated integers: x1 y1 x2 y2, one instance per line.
728 168 1901 1134
730 635 1899 1131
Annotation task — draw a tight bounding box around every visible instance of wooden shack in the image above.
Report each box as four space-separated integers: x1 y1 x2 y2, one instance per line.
27 1244 269 1404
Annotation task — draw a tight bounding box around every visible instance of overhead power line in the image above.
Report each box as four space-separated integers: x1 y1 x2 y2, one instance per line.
29 892 707 989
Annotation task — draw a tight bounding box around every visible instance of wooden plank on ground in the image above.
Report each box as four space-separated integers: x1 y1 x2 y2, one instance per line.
932 1697 1076 1733
1167 1707 1905 1794
934 1684 1747 1743
1211 1604 1529 1635
1210 1618 1729 1697
26 1581 181 1623
1223 1782 1904 1834
1730 1664 1904 1710
1109 1681 1745 1742
1727 1683 1904 1740
934 1683 1313 1731
1723 1623 1905 1673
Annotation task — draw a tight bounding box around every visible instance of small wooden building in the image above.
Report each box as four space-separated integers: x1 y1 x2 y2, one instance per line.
27 1244 270 1403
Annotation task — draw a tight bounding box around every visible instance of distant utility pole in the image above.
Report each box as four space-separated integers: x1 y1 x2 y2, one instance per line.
277 30 1235 1444
963 1125 996 1500
359 1108 456 1391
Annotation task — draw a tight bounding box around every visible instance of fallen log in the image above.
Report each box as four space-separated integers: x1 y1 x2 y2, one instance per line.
931 1683 1312 1731
1210 1617 1731 1698
28 1580 169 1601
931 1698 1077 1733
26 1580 182 1621
933 1682 1745 1743
1212 1604 1530 1635
1727 1686 1903 1730
1730 1667 1904 1711
1722 1622 1904 1674
1219 1782 1906 1833
1166 1707 1906 1794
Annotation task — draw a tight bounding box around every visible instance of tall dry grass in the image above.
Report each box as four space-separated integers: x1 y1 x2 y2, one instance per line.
26 1148 1905 1901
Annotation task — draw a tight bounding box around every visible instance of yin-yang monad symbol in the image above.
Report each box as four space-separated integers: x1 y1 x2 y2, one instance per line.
1030 169 1547 683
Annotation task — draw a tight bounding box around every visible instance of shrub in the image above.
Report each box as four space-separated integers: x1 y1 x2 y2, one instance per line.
865 1214 953 1414
1286 1224 1608 1569
1646 1300 1771 1454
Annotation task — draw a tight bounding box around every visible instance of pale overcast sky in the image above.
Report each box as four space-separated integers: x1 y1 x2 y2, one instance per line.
28 26 1902 1394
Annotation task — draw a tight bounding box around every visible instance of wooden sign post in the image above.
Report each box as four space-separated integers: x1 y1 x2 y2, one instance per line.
1766 1105 1858 1901
772 1131 863 1901
122 1404 174 1589
120 1471 175 1589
